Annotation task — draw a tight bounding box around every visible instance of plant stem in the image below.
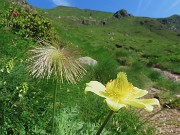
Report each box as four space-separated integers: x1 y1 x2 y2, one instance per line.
96 110 114 135
52 81 58 135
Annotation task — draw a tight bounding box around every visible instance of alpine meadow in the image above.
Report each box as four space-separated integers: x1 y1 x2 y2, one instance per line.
0 0 180 135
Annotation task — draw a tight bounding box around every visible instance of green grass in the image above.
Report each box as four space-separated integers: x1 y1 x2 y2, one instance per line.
0 0 179 134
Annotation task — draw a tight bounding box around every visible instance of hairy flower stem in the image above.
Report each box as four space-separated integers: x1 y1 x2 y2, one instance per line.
52 81 58 135
96 110 114 135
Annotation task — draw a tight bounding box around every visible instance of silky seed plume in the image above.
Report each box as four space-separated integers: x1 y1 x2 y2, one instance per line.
28 44 86 84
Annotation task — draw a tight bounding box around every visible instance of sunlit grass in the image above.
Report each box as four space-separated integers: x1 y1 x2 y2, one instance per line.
0 1 179 134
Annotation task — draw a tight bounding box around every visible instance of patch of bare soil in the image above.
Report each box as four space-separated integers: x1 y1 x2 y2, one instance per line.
138 106 180 135
153 68 180 82
137 88 180 135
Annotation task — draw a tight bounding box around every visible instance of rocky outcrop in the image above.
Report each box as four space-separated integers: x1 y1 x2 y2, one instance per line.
158 15 180 33
159 15 180 25
113 9 132 19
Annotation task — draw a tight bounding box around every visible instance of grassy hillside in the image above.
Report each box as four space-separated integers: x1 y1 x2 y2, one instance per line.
38 6 180 94
0 0 180 134
41 6 180 73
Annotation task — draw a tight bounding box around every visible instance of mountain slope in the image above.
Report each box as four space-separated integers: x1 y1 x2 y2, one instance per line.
40 6 180 74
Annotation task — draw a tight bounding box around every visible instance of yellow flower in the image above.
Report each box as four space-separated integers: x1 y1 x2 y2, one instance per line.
85 72 160 112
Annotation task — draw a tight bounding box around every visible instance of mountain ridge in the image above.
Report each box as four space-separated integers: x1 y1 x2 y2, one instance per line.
42 6 180 34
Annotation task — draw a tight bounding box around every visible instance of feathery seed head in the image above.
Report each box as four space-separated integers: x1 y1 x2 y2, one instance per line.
28 45 86 84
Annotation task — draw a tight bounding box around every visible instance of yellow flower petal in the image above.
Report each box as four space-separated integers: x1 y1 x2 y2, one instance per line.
134 87 148 98
127 98 160 112
85 81 106 97
138 99 160 107
144 105 153 112
126 100 146 109
105 98 126 111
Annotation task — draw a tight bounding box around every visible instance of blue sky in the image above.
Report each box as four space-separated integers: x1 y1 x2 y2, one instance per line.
26 0 180 18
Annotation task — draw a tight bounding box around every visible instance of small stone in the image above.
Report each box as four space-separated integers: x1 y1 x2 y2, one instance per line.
78 56 97 67
175 94 180 98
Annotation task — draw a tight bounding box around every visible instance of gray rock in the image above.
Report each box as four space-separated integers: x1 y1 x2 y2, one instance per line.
81 17 98 25
78 56 97 67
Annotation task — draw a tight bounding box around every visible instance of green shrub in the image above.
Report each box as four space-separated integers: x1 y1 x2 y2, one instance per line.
3 6 53 39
